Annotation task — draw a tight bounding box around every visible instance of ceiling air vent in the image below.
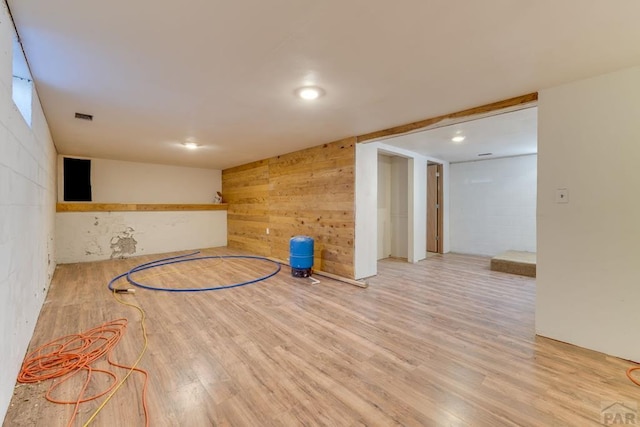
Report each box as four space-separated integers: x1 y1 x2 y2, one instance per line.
74 112 93 121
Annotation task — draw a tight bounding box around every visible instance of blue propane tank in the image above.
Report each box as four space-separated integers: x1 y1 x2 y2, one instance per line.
289 236 314 278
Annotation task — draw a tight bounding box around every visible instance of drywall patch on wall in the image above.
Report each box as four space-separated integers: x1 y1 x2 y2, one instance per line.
110 227 137 258
56 211 227 263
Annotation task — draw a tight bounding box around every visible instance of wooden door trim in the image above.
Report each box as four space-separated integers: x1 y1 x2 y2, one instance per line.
426 163 444 254
437 164 443 254
426 164 438 253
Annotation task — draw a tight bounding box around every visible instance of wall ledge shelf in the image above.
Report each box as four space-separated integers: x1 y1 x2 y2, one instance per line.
57 203 228 212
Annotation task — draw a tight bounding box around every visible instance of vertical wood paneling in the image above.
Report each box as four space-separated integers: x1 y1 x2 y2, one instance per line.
222 138 356 278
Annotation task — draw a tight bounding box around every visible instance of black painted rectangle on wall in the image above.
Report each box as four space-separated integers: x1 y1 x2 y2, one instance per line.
63 157 92 201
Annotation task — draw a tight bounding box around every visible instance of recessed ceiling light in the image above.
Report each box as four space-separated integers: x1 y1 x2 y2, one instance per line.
183 142 199 150
451 135 465 143
296 86 324 100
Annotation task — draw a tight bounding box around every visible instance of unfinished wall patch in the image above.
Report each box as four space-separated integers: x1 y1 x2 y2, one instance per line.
110 227 137 259
56 211 226 263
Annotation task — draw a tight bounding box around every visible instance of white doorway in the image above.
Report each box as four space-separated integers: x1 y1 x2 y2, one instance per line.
355 103 537 280
377 154 409 260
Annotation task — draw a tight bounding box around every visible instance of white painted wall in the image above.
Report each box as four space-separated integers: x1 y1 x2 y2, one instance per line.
450 155 537 256
57 156 221 203
355 140 448 279
377 155 391 259
408 156 429 263
0 4 57 419
355 142 379 278
390 156 409 258
537 66 640 362
55 211 227 263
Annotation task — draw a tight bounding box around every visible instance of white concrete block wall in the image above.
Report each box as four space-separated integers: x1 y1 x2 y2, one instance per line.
0 2 57 419
450 155 537 256
55 210 227 263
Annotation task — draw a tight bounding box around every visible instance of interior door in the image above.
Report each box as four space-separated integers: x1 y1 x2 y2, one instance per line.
427 163 442 253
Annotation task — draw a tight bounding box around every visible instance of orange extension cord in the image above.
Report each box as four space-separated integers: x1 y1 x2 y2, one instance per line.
18 292 150 427
627 366 640 387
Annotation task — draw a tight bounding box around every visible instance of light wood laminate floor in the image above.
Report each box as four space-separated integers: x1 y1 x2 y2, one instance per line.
4 248 638 426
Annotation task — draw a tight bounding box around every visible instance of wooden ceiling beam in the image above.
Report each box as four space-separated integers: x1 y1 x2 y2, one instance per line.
356 92 538 143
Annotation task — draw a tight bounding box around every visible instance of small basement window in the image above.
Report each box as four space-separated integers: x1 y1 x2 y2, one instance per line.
63 158 92 201
12 34 32 127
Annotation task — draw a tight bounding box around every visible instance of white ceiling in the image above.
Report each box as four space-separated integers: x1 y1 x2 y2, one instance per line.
383 107 537 163
8 1 640 170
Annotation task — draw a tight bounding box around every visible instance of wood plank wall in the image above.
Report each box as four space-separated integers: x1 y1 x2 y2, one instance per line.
222 159 271 255
222 138 356 278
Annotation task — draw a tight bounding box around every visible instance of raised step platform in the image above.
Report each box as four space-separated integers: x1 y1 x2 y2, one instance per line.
490 250 536 277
